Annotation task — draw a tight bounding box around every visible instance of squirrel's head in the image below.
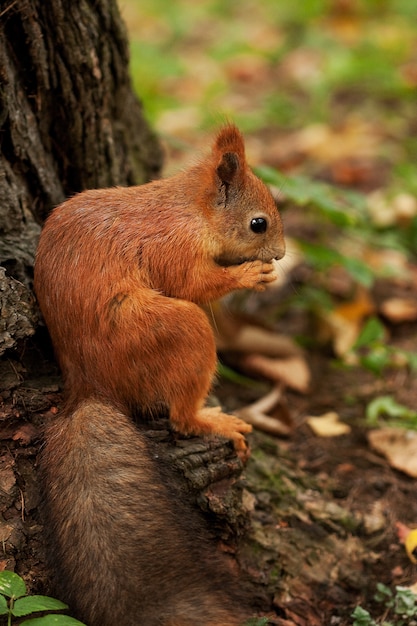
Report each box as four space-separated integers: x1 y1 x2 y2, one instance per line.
204 125 285 266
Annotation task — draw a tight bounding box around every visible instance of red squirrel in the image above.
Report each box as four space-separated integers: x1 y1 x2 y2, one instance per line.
34 125 285 626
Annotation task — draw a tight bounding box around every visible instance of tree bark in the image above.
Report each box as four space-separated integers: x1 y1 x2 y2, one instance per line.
0 0 162 311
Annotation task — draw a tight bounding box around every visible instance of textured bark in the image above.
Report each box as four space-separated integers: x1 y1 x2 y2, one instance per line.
0 268 38 355
0 0 162 290
145 420 250 541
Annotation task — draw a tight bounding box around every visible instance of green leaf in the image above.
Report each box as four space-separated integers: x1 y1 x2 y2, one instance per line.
217 362 265 389
360 349 391 376
255 166 366 227
0 570 27 599
244 618 269 626
402 350 417 371
366 396 417 426
21 614 86 625
13 595 68 617
374 582 393 604
0 593 8 614
351 605 376 626
342 257 375 287
354 317 385 350
394 586 417 617
299 241 341 269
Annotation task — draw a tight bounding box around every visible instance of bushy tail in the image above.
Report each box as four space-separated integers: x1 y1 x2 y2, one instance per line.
41 400 247 626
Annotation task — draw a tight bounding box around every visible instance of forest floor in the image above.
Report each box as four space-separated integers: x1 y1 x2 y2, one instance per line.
2 2 417 625
217 276 417 625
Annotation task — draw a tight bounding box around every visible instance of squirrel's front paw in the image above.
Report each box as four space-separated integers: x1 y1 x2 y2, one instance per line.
231 259 277 291
195 407 252 460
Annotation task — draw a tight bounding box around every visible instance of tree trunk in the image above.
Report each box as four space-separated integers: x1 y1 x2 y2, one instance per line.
0 0 249 597
0 0 162 341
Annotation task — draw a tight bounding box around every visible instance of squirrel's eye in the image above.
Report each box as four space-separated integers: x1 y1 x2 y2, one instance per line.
250 217 267 234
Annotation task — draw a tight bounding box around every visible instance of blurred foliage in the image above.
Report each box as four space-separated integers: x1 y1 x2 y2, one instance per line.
123 0 417 142
121 0 417 390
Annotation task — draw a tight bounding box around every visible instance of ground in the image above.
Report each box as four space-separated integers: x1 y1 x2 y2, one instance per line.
215 273 417 625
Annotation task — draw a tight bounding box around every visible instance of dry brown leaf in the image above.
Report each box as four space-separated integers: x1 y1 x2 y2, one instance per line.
236 385 294 436
368 428 417 477
290 118 379 163
239 353 310 393
367 191 417 227
380 297 417 323
393 193 417 223
367 190 397 227
224 54 269 85
306 411 351 437
223 327 302 358
280 48 322 86
212 304 303 358
396 521 412 544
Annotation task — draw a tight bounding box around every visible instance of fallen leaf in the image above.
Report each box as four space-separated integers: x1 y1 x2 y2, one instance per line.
224 53 269 85
306 411 351 437
239 354 310 393
0 524 13 544
236 385 294 436
280 48 323 87
362 500 386 535
364 247 411 283
318 288 375 357
211 302 303 358
367 191 417 228
335 462 355 474
395 522 417 564
380 297 417 323
290 118 380 163
391 565 405 578
367 190 397 227
392 192 417 224
396 521 412 543
368 428 417 477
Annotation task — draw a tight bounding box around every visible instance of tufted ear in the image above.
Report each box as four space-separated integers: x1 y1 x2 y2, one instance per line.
213 124 246 158
216 152 240 184
213 125 246 186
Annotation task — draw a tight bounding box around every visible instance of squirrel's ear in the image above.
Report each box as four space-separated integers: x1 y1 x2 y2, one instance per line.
216 152 240 184
213 124 246 185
